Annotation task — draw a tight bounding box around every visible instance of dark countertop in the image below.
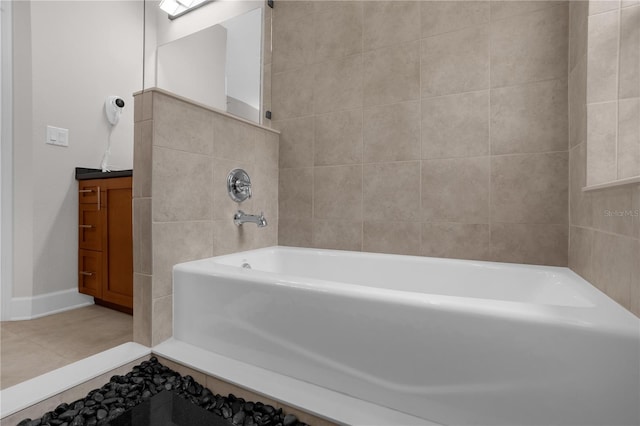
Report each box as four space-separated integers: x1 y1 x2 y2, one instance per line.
75 167 133 181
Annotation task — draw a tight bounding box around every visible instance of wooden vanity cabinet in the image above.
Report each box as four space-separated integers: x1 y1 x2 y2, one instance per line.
78 176 133 313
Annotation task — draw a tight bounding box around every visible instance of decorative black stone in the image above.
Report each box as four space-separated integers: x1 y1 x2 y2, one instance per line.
96 408 108 420
101 397 119 406
55 403 70 414
283 414 298 426
58 409 78 421
231 400 243 415
222 406 233 419
233 409 247 425
80 407 96 417
17 357 310 426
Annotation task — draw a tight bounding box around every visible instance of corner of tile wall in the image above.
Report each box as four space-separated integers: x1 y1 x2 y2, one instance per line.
133 273 152 347
569 1 640 317
133 92 154 346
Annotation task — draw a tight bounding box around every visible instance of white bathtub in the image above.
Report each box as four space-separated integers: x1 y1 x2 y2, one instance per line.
173 246 640 426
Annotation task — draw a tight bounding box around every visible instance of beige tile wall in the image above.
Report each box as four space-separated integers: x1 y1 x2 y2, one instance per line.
133 89 279 346
272 1 569 266
568 1 640 317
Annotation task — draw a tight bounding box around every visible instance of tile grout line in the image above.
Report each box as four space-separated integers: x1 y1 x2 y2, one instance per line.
279 148 572 170
419 33 424 257
361 2 365 253
577 224 640 242
488 2 494 260
615 2 622 180
310 27 316 250
567 2 574 244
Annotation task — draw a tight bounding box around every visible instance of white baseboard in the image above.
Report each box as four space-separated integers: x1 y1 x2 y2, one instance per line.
10 288 94 320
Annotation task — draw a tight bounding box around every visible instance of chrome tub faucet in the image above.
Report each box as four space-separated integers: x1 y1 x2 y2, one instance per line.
234 210 267 228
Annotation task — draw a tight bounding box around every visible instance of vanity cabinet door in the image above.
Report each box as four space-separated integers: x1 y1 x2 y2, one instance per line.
102 181 133 309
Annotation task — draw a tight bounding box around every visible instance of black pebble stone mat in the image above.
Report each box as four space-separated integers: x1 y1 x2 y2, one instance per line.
16 357 309 426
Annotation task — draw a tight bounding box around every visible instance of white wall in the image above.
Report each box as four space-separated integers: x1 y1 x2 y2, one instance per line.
0 0 12 319
9 1 143 318
12 0 34 300
157 24 227 110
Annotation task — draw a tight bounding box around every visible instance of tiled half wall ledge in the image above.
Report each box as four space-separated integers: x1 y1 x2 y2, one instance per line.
132 88 279 133
133 88 280 347
583 176 640 192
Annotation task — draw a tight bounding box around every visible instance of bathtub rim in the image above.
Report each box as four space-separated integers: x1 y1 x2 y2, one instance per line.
173 246 639 337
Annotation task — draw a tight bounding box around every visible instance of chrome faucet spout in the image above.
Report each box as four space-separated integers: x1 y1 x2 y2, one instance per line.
234 210 267 227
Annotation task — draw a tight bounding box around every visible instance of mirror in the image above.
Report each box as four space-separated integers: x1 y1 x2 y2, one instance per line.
156 7 263 123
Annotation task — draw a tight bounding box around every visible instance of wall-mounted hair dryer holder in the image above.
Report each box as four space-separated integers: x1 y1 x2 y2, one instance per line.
101 95 126 172
105 96 125 126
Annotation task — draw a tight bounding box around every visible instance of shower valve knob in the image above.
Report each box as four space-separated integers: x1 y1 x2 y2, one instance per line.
227 168 252 202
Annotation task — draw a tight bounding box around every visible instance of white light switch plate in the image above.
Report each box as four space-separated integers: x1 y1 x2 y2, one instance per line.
46 125 69 147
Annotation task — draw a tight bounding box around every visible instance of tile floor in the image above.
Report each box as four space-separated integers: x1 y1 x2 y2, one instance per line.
0 305 133 389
